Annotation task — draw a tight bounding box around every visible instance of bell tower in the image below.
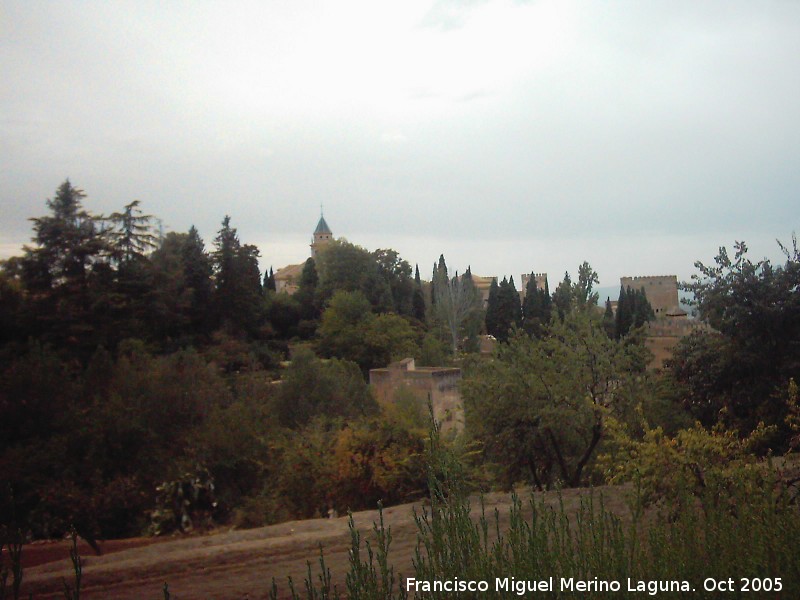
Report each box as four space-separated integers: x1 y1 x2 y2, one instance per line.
311 208 333 258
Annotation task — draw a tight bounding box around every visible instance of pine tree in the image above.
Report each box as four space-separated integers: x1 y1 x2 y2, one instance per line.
21 180 108 350
107 200 158 264
182 226 213 331
212 216 264 333
24 180 106 292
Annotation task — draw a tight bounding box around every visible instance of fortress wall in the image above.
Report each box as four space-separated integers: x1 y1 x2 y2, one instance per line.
620 275 679 316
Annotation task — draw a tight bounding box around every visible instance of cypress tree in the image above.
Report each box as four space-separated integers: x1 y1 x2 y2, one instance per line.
263 266 277 293
182 225 213 333
523 273 543 337
431 262 437 306
603 297 615 338
633 287 656 328
507 275 522 329
542 276 552 320
552 272 573 321
296 258 320 321
614 284 629 338
485 277 500 338
412 263 427 322
492 276 522 342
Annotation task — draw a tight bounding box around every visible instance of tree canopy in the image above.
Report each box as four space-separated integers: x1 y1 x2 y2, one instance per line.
670 238 800 445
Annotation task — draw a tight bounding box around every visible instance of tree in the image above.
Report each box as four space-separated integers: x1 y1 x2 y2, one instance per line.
295 258 320 322
23 180 107 290
275 347 376 428
670 238 800 444
20 181 109 351
212 216 263 333
372 248 414 315
485 277 500 338
523 273 551 338
318 290 419 371
264 266 276 293
181 226 214 334
615 286 655 339
107 200 158 264
489 276 522 342
574 261 600 311
602 297 615 338
412 264 427 322
362 313 420 368
463 311 648 489
631 287 656 328
551 272 573 321
433 267 482 356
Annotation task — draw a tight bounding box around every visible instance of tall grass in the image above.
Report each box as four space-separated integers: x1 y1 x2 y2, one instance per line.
274 421 800 599
3 424 798 598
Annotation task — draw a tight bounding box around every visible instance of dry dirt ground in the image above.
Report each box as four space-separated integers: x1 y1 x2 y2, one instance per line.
20 486 631 600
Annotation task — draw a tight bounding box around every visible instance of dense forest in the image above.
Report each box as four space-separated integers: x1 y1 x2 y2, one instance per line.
1 181 799 547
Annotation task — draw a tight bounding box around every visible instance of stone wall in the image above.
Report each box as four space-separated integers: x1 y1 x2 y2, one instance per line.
620 275 679 317
370 358 464 435
643 319 711 369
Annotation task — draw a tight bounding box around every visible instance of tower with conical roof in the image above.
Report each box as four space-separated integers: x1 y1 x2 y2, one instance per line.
311 211 333 258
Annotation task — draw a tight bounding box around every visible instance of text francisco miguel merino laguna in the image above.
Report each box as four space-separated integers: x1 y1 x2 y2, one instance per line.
405 577 693 595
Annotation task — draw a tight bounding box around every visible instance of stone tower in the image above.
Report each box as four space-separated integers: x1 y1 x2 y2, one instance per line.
310 212 333 258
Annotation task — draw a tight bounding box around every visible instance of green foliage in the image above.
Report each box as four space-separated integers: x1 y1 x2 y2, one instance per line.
614 285 655 339
411 264 426 323
212 216 264 334
362 313 420 369
318 291 419 371
463 311 648 489
417 332 450 367
296 258 321 324
19 181 110 354
574 261 599 310
315 240 413 315
107 200 158 264
522 273 551 338
485 276 522 342
551 271 573 321
265 292 301 340
149 467 218 535
602 297 615 338
189 389 276 514
275 347 376 428
671 238 800 446
484 277 499 338
372 249 414 316
432 263 482 355
282 424 800 600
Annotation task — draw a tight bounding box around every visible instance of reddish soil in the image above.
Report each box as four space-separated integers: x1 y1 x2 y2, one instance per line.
18 486 630 600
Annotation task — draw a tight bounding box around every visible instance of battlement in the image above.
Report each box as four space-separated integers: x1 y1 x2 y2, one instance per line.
620 275 678 283
620 275 679 317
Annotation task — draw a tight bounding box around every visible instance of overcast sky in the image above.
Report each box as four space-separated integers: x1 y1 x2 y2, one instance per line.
2 1 799 287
